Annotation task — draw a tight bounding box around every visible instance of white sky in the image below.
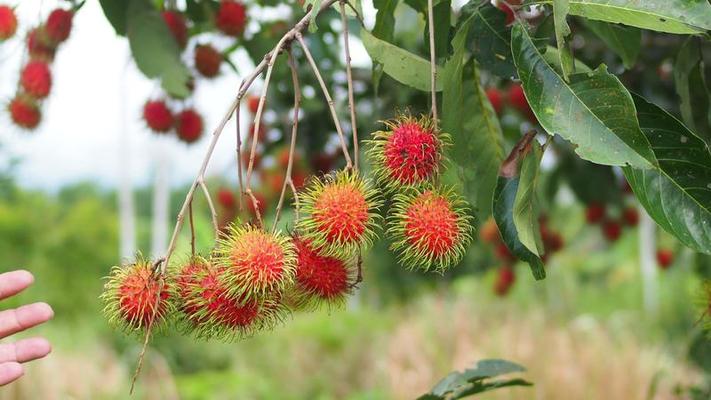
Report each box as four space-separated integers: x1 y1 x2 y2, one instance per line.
0 0 374 191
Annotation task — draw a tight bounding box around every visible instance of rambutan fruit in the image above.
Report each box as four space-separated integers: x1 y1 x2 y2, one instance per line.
21 61 52 99
507 83 536 122
388 186 473 272
296 170 382 258
602 220 622 242
45 8 73 44
0 5 17 40
8 96 41 130
494 266 516 297
486 88 503 115
101 258 174 333
496 1 516 25
289 236 354 310
175 258 286 340
366 114 448 191
162 11 188 49
217 188 236 209
622 207 639 226
176 108 204 143
479 218 500 244
143 100 174 133
214 224 296 301
27 28 56 61
656 249 673 270
194 44 222 78
216 0 247 37
585 202 606 224
247 95 260 114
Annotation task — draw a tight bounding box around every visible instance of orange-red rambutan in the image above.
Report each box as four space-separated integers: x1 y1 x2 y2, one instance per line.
290 237 353 310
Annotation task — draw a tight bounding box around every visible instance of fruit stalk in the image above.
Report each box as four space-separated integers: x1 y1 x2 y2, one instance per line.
427 0 438 129
339 0 359 169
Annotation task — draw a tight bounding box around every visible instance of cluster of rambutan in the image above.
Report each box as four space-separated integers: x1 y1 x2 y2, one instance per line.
5 6 73 130
102 190 377 339
486 82 537 124
584 186 639 244
480 216 563 296
366 114 474 273
141 1 248 144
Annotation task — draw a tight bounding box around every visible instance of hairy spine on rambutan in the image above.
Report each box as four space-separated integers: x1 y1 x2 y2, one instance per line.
214 224 297 301
296 170 382 258
174 257 287 341
288 236 354 311
366 114 448 191
387 186 473 272
101 258 175 333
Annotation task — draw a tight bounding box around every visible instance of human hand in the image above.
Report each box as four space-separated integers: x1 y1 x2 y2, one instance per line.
0 270 53 386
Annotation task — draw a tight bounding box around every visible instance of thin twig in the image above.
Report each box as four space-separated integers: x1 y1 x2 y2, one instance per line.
274 49 302 231
189 201 196 256
236 80 245 212
199 178 219 237
288 180 300 221
427 0 438 129
340 1 359 170
245 189 264 228
296 32 353 169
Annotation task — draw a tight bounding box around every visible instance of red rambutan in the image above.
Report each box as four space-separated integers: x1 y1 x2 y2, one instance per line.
388 186 473 272
101 259 174 333
194 44 222 78
622 207 639 226
21 61 52 99
367 114 447 191
143 100 174 133
162 11 188 49
8 96 41 130
216 0 247 37
507 83 536 122
585 202 606 224
297 170 382 258
27 28 56 61
494 266 516 297
496 2 516 25
217 188 236 209
214 224 296 300
486 87 503 115
45 8 73 44
289 236 353 310
247 95 260 114
176 108 204 143
0 5 17 40
602 220 622 242
656 249 673 270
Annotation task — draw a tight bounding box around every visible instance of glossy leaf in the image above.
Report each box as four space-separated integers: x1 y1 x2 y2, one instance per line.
511 23 656 170
540 0 711 34
582 19 641 69
542 45 593 74
99 0 128 36
420 359 531 400
361 28 443 92
126 0 191 98
371 0 398 92
674 38 706 133
513 140 545 256
493 133 546 280
623 95 711 254
553 0 574 80
460 2 516 79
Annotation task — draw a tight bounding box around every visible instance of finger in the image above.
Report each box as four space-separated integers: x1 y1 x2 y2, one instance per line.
0 362 23 386
0 337 51 364
0 270 34 301
0 303 54 339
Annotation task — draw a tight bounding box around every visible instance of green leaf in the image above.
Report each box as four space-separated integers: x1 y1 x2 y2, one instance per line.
675 37 702 131
422 359 530 399
99 0 128 36
623 95 711 254
553 0 574 80
371 0 398 92
493 133 546 280
540 0 711 34
126 0 191 98
581 19 641 69
542 45 592 74
513 140 545 256
302 0 324 32
460 2 516 79
442 16 504 220
511 23 656 169
361 28 443 92
454 378 533 399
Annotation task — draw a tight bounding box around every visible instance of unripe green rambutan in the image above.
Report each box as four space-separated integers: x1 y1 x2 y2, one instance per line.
175 257 288 341
288 236 354 311
214 224 297 301
296 170 382 258
101 258 175 333
366 114 449 191
387 186 473 272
